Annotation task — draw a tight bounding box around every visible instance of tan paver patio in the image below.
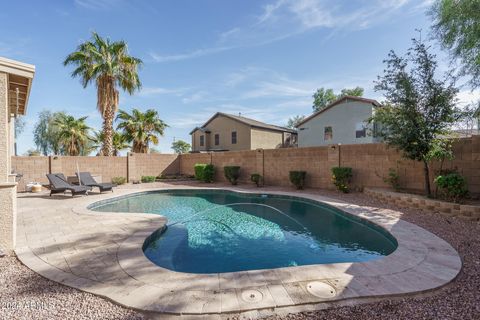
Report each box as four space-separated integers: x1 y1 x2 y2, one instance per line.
15 183 461 315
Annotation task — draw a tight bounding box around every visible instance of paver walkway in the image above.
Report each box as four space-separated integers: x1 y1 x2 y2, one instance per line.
16 183 462 315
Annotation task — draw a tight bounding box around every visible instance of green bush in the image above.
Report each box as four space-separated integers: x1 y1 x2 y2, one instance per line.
141 175 156 183
434 172 468 203
194 163 215 183
289 171 306 189
111 176 127 185
224 166 241 185
384 168 400 191
250 173 263 187
331 167 353 193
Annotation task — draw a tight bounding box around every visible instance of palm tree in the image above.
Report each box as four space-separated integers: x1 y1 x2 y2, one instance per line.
63 32 142 156
116 108 168 153
54 114 92 156
91 130 130 156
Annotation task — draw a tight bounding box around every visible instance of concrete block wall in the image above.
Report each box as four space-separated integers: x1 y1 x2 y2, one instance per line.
178 136 480 194
128 153 179 181
211 150 258 183
11 153 182 189
10 136 480 195
11 156 49 191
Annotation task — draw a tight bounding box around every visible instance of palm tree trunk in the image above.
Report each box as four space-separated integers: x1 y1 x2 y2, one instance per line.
102 105 115 156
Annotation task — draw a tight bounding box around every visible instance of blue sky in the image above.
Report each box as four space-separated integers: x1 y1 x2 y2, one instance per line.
1 0 478 155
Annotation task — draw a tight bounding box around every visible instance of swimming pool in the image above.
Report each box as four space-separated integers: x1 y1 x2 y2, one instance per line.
90 189 397 273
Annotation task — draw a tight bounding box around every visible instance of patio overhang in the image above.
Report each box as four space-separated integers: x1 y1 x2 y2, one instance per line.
0 56 35 116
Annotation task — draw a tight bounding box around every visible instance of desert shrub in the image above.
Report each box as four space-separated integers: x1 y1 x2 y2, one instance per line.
434 172 468 203
194 163 215 183
289 171 306 190
111 176 127 185
141 176 156 183
224 166 241 185
331 167 353 193
250 173 263 187
384 168 400 191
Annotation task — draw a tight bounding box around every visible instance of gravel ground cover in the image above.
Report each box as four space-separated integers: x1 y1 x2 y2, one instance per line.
256 190 480 320
0 255 145 320
2 188 479 319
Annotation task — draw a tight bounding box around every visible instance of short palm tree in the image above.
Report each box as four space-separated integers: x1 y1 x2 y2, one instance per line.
92 130 130 156
54 114 92 156
63 32 142 156
116 108 168 153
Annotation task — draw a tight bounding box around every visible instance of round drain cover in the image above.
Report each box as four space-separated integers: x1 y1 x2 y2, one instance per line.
241 289 263 303
306 281 336 298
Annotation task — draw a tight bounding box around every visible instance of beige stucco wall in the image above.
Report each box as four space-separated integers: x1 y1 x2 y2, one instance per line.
298 101 379 147
0 71 16 252
250 128 284 150
192 116 251 151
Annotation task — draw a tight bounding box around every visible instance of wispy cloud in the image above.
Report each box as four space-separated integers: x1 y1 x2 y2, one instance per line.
74 0 122 10
150 46 233 63
138 86 186 96
150 0 420 63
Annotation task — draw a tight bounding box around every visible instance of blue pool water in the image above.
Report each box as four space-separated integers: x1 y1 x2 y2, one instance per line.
90 190 397 273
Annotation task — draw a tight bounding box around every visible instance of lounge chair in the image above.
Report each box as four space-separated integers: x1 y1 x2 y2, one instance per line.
46 173 91 197
76 172 116 193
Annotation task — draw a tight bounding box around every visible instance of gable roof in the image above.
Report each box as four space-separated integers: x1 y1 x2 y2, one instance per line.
296 96 381 127
190 112 296 134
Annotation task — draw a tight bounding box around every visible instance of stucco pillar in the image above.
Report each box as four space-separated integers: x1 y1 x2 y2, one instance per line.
0 71 17 253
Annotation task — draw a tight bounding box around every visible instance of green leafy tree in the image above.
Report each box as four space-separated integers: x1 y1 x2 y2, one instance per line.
116 108 168 153
171 140 191 154
286 115 306 129
370 39 459 196
33 110 65 155
312 88 336 111
54 114 92 156
63 32 142 156
430 0 480 88
91 130 129 156
312 87 364 111
339 86 364 98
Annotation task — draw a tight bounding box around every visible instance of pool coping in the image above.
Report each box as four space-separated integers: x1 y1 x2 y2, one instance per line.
15 185 462 315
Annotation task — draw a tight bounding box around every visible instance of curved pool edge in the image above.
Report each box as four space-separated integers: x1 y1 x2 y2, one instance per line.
19 185 462 315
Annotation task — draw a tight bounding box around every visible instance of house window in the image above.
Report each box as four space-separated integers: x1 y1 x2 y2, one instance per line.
355 123 366 138
214 134 219 145
324 126 333 141
231 131 237 144
200 135 204 147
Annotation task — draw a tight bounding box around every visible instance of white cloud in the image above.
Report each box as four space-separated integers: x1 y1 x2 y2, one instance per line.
138 86 185 96
149 46 233 63
182 91 209 104
150 0 419 63
74 0 122 10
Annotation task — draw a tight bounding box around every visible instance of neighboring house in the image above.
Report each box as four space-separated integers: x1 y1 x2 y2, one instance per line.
296 96 382 147
190 112 297 152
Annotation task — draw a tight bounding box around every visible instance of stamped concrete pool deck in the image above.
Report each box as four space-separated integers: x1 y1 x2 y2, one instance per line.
15 183 462 316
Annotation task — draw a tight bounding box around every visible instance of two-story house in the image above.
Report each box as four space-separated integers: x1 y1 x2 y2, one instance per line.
296 96 382 147
190 112 297 152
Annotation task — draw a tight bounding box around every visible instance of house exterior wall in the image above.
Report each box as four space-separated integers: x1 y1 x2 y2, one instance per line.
191 116 251 151
250 128 284 150
298 101 379 147
0 71 16 252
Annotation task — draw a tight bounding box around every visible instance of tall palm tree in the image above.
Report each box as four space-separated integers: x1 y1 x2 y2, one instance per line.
63 32 142 156
54 114 92 156
116 108 168 153
91 130 130 156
